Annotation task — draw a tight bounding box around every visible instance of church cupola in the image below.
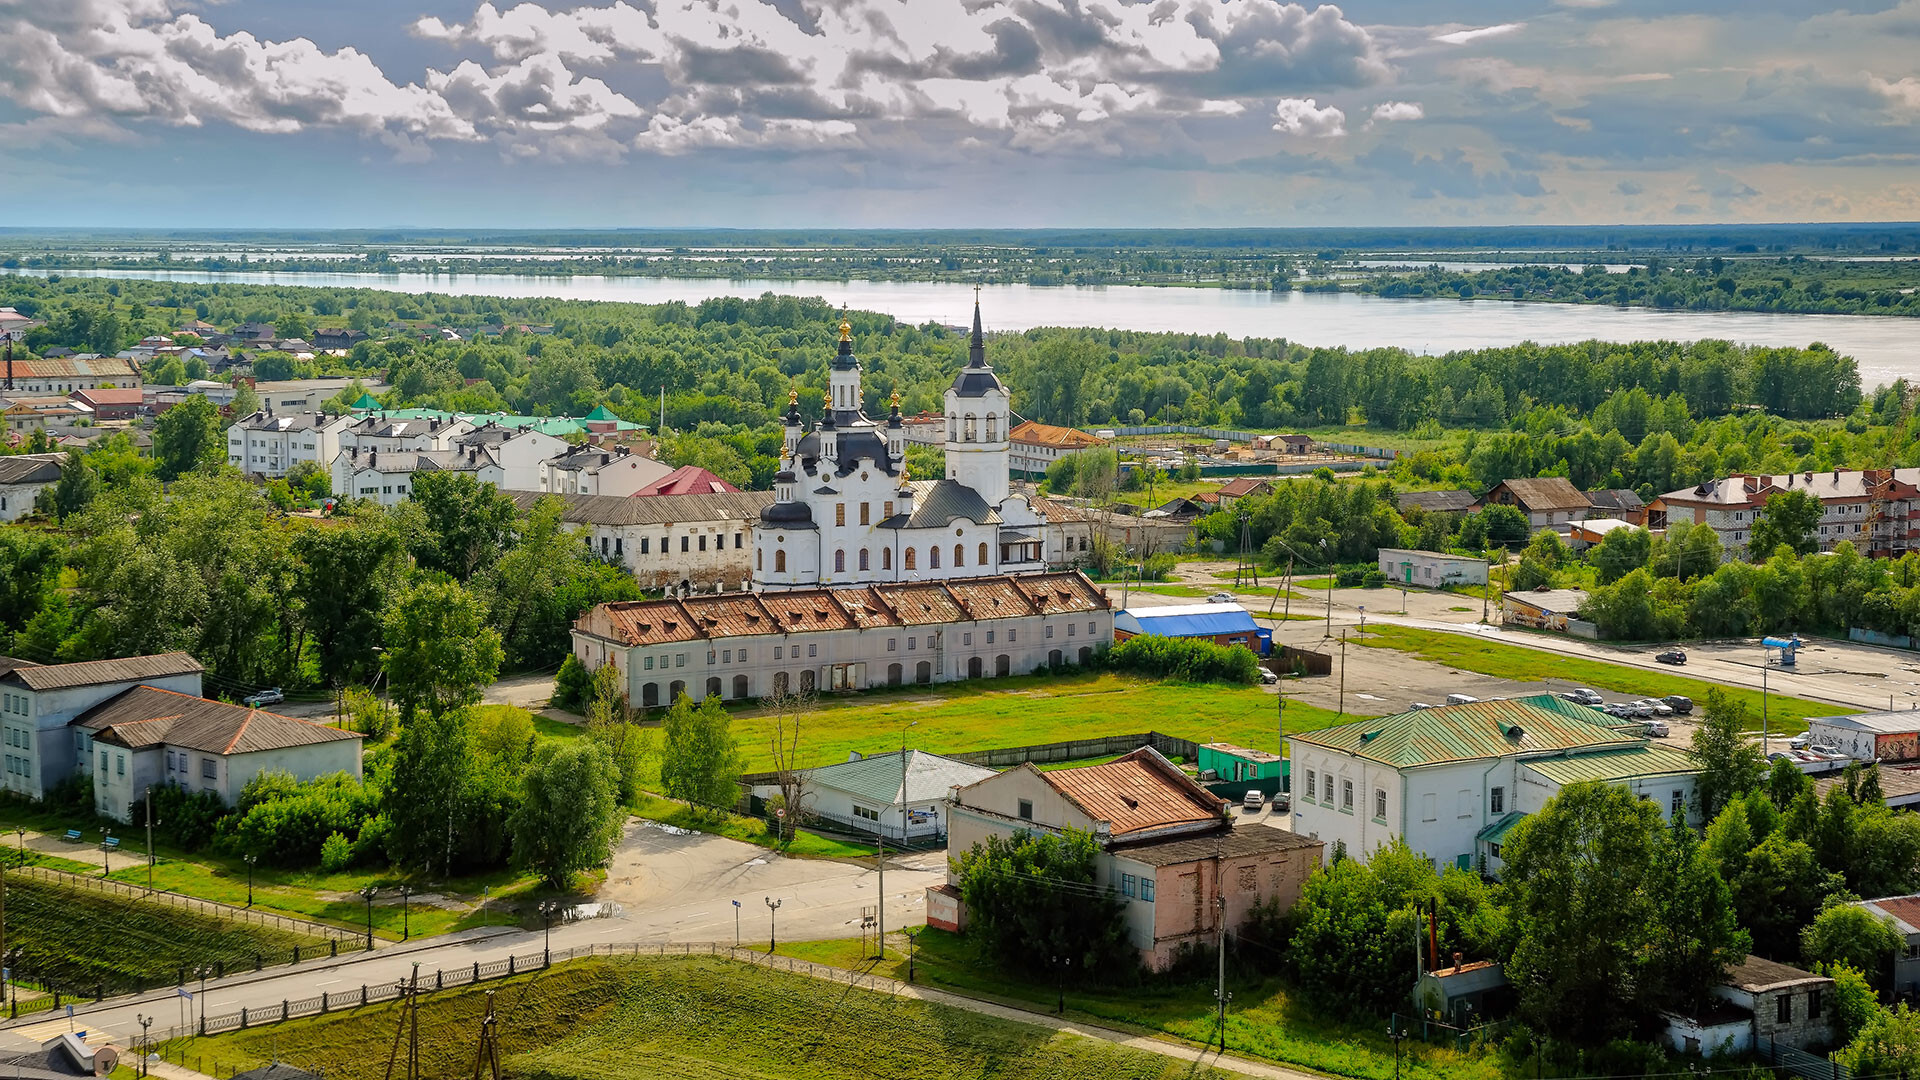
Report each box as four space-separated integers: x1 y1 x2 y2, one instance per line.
828 316 864 422
783 385 803 456
887 389 904 460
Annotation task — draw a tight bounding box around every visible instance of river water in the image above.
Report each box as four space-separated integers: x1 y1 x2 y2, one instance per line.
11 266 1917 388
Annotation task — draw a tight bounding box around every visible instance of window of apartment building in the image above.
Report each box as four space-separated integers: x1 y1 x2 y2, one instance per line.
1017 799 1033 820
1373 788 1387 821
1490 787 1505 815
115 754 125 777
1422 793 1437 822
1734 512 1745 521
1120 873 1136 897
1304 772 1316 800
1045 625 1055 639
1139 876 1155 902
963 633 973 646
699 535 707 551
1088 621 1096 635
681 536 689 553
1671 789 1685 818
100 750 108 773
639 537 650 554
986 631 995 644
836 503 846 526
888 638 897 652
202 757 216 780
662 534 671 552
1341 780 1354 812
707 650 718 665
808 644 818 658
774 646 783 660
1067 623 1076 637
1007 629 1017 642
644 656 654 670
676 654 686 667
907 637 916 650
860 503 871 525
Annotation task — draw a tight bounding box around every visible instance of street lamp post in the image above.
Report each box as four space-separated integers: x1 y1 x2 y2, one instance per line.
539 900 557 966
100 830 113 878
244 854 257 908
765 896 781 952
731 900 741 947
13 828 22 869
137 1013 152 1078
1387 1018 1410 1080
360 886 377 951
399 885 413 940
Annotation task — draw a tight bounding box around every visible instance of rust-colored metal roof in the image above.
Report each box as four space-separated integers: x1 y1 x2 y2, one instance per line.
757 591 862 633
874 581 969 625
829 588 903 630
942 578 1038 621
1042 748 1225 839
74 686 361 755
678 594 782 638
576 599 705 647
1012 572 1109 614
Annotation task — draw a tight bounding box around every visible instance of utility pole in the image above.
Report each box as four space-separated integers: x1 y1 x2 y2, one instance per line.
472 990 500 1080
1213 893 1230 1052
1338 630 1348 716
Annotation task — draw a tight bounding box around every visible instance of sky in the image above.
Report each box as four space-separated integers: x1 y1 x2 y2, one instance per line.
2 0 1918 228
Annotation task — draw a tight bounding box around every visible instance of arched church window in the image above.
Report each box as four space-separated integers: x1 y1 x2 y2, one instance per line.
775 550 787 573
905 548 917 570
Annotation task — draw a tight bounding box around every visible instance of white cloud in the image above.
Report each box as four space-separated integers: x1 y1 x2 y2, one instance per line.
1369 100 1424 123
1869 74 1920 111
1271 97 1345 137
1434 23 1525 45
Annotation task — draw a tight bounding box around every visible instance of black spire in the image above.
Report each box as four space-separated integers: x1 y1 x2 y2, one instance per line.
967 288 986 368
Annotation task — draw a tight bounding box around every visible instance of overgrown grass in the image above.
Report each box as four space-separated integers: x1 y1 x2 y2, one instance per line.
1354 625 1848 730
711 672 1341 775
159 955 1236 1080
6 875 330 994
630 793 877 859
779 931 1501 1080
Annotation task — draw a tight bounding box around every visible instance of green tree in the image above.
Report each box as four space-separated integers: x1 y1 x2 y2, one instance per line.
1588 526 1652 586
586 661 650 804
657 694 742 809
0 530 63 646
1802 904 1904 989
1691 689 1767 821
1503 781 1665 1043
152 394 226 480
1821 963 1881 1047
383 707 478 876
229 380 261 418
1748 489 1824 558
951 827 1134 980
511 740 624 888
381 580 503 721
1833 1004 1920 1076
1645 820 1751 1015
294 514 403 684
1477 504 1531 548
1728 831 1840 958
33 450 97 521
405 471 517 581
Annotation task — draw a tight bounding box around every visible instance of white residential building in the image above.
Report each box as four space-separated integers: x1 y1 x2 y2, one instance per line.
455 422 568 492
335 412 472 455
539 445 673 497
72 685 362 823
0 356 141 394
504 490 775 590
226 410 355 478
332 447 504 507
752 305 1046 591
744 750 996 842
0 454 62 522
571 571 1111 709
1009 420 1105 479
1377 548 1489 588
1655 469 1920 561
1289 696 1700 876
0 653 205 801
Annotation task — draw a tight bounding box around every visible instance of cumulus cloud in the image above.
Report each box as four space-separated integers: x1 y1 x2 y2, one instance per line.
1869 74 1920 110
1272 97 1346 137
1368 100 1423 126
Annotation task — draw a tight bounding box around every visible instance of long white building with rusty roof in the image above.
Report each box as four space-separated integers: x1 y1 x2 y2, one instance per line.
571 571 1111 708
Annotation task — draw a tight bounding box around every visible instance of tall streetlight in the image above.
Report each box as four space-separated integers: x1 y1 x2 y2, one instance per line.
136 1013 152 1078
100 830 113 878
539 899 559 966
1387 1017 1410 1080
243 854 257 908
764 896 782 953
360 885 378 951
731 900 742 947
1320 539 1333 638
399 885 413 940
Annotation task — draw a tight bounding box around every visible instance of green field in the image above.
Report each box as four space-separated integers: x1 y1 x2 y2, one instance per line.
8 874 330 995
1354 625 1848 731
630 793 876 859
162 955 1235 1080
718 672 1336 775
781 932 1499 1080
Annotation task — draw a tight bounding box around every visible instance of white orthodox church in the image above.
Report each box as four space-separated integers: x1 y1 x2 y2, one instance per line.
752 302 1047 590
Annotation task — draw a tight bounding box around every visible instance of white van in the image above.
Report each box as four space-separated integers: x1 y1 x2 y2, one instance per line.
1445 694 1479 706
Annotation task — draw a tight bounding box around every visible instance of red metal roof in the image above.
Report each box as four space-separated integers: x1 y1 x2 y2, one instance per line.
633 466 741 497
1042 748 1225 838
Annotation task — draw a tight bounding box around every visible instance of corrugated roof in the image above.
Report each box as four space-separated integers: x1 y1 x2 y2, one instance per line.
1029 496 1093 523
1010 421 1104 450
1503 588 1590 615
1857 895 1920 937
1115 604 1258 638
72 686 361 755
805 750 996 805
1476 811 1526 844
1116 821 1321 866
0 455 63 486
1293 699 1640 769
1011 573 1108 614
1809 710 1920 735
1042 747 1225 839
0 652 203 692
1396 490 1478 514
1489 477 1590 512
6 356 140 380
1217 477 1273 498
1521 744 1702 786
1724 955 1829 993
634 465 742 496
893 479 1001 528
874 582 968 625
503 489 773 526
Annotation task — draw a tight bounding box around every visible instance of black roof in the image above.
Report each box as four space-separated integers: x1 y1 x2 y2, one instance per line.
883 479 1001 529
949 298 1005 399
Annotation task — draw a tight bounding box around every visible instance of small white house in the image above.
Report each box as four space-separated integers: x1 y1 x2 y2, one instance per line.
456 423 569 492
539 445 672 497
1377 548 1488 588
748 749 995 842
0 652 205 801
0 454 62 522
71 685 363 822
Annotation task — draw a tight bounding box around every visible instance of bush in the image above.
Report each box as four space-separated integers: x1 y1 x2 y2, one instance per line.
1362 568 1388 587
552 653 593 712
1108 634 1260 684
952 828 1136 982
1139 552 1177 581
221 771 378 868
139 783 228 851
1335 567 1365 587
319 831 353 872
344 686 397 740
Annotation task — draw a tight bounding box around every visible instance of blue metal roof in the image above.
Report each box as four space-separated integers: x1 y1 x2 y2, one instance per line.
1115 604 1258 638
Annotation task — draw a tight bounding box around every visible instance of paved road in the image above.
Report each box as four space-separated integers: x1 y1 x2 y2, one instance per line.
0 823 941 1050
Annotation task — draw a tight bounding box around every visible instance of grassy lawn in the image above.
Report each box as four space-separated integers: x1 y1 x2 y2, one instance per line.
1355 625 1847 731
8 875 331 996
777 931 1500 1080
630 793 877 860
156 954 1234 1080
715 672 1342 775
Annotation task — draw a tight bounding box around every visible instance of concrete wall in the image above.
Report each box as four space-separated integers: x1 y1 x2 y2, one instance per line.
1714 983 1835 1051
221 741 364 806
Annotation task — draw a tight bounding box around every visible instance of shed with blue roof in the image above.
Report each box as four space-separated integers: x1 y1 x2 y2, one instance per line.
1113 603 1270 656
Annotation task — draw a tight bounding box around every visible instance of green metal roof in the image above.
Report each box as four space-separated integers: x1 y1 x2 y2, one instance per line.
1519 743 1703 786
348 407 645 435
583 405 620 421
350 394 382 410
1293 699 1642 769
804 750 995 805
1511 693 1645 733
1476 811 1526 845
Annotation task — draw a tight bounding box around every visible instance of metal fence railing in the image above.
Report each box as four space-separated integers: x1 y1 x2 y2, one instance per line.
9 865 359 941
1757 1037 1849 1080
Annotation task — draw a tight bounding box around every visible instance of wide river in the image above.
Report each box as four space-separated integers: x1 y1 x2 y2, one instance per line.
13 266 1918 388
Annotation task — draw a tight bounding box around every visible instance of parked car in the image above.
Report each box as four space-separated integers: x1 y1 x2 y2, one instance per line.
1259 669 1279 685
1634 699 1674 718
1622 700 1654 718
242 687 284 707
1654 650 1687 665
1562 688 1604 707
1207 592 1236 604
1788 733 1811 750
1243 790 1266 812
1644 721 1670 738
1272 792 1291 813
1603 702 1632 718
1445 694 1479 706
1661 695 1694 715
1809 744 1841 756
1409 702 1435 711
